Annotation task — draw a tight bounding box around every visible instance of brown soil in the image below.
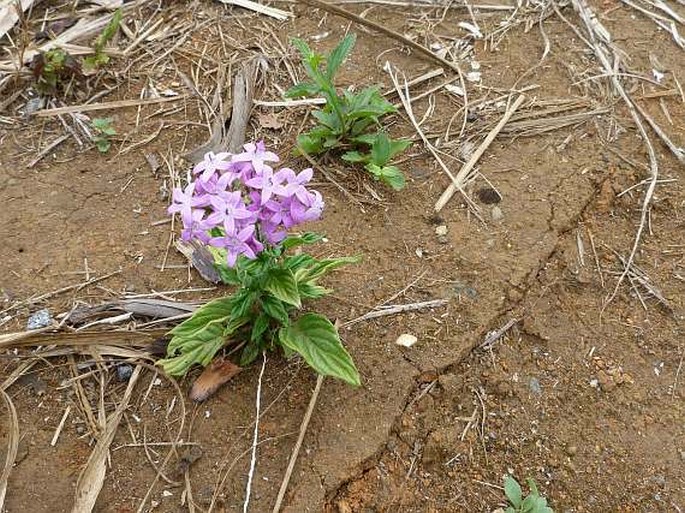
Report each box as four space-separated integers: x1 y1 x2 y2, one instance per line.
1 1 684 512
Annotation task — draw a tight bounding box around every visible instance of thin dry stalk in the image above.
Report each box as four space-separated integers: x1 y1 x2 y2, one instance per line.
434 94 525 212
35 96 187 117
0 269 121 315
343 298 448 326
243 353 267 513
570 0 661 310
217 0 291 19
272 374 324 513
73 366 142 512
385 63 483 219
0 390 19 510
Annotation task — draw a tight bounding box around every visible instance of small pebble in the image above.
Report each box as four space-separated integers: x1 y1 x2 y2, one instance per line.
23 96 45 116
396 333 418 348
27 309 52 330
529 377 542 396
435 225 448 236
116 364 133 381
566 445 578 457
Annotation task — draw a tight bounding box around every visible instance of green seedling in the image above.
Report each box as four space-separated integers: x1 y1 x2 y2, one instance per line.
83 8 122 71
91 117 116 153
30 48 81 94
342 132 412 191
286 34 411 190
504 476 554 513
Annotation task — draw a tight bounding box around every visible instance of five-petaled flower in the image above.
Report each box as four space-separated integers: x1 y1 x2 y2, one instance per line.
168 142 323 267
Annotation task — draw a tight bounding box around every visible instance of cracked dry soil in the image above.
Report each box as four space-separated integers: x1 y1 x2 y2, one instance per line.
1 2 685 512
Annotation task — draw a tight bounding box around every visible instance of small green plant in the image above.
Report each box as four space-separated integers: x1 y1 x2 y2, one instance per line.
91 117 116 153
30 48 81 94
504 476 553 513
158 144 361 386
286 34 411 190
83 8 122 71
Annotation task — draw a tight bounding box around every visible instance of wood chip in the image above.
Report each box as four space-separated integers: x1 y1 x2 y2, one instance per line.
189 359 242 402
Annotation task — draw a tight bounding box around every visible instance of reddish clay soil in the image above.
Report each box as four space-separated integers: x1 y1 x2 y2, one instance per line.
1 1 684 512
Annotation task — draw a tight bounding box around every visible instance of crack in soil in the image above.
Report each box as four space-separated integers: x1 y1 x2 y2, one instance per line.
323 172 605 508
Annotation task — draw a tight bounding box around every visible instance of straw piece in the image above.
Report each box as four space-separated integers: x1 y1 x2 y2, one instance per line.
0 390 19 511
73 366 142 512
434 94 525 212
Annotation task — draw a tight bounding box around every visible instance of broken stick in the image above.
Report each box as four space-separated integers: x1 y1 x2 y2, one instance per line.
434 94 525 213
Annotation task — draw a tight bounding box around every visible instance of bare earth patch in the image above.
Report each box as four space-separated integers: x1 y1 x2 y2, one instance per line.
1 0 684 512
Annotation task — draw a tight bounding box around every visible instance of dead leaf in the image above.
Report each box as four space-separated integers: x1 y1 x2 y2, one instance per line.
189 359 242 402
257 111 283 130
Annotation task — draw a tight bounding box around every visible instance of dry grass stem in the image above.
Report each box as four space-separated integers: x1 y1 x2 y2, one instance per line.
343 298 449 326
217 0 291 19
72 366 141 512
243 353 267 513
435 94 525 212
0 390 19 511
272 374 324 513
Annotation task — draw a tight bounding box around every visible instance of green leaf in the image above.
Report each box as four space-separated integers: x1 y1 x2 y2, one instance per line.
230 289 258 318
521 495 538 512
296 132 326 155
240 338 263 366
389 138 412 159
345 87 396 120
285 81 321 98
341 150 368 163
282 232 324 249
284 253 318 270
95 138 111 153
216 264 240 285
96 8 122 51
264 268 301 308
251 313 270 343
170 297 233 340
167 321 223 356
158 336 224 376
92 117 113 130
296 256 360 283
261 294 290 325
291 37 315 60
312 109 342 130
279 313 360 386
377 165 406 190
504 476 523 508
298 282 331 299
370 132 392 166
326 33 356 79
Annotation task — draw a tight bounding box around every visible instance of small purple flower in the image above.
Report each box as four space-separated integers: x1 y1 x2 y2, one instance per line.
262 197 296 229
193 151 232 182
232 141 279 174
261 221 287 244
245 166 288 204
291 190 324 224
209 225 258 267
207 190 255 234
181 209 211 244
280 168 314 204
170 143 325 262
168 182 210 226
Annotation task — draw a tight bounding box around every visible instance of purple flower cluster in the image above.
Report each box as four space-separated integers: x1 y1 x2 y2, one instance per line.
168 142 324 267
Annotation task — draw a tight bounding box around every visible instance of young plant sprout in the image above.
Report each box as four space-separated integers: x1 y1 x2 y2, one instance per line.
159 142 361 386
286 33 412 190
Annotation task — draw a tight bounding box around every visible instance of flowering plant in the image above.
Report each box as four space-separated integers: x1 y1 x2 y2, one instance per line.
158 142 360 386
